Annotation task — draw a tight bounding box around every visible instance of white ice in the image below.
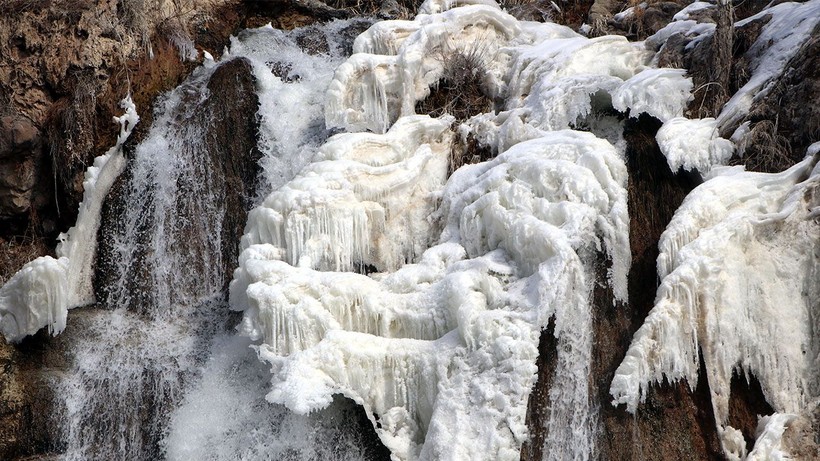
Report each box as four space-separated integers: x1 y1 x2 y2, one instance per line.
236 115 453 277
656 117 734 173
231 124 630 460
227 3 782 460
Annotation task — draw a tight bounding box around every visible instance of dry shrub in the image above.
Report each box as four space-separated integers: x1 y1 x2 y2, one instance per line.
416 42 494 123
0 218 51 285
46 70 100 208
0 0 93 16
729 120 793 173
499 0 553 22
0 0 50 14
120 0 152 49
325 0 415 18
547 0 596 29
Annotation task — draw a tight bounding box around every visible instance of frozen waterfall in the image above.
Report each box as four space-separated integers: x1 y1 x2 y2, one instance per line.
0 1 817 460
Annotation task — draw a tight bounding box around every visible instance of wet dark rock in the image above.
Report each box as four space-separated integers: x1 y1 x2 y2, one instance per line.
95 57 262 310
727 371 775 453
201 57 264 285
595 114 719 461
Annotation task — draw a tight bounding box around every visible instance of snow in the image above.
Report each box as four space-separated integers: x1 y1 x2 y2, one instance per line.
671 1 714 21
610 146 820 459
645 20 715 52
656 117 734 173
0 97 138 342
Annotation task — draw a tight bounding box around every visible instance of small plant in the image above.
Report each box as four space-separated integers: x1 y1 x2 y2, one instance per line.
729 120 793 173
416 39 495 123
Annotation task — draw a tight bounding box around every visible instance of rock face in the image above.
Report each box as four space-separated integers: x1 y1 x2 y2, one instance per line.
0 115 46 221
593 114 721 460
0 0 249 239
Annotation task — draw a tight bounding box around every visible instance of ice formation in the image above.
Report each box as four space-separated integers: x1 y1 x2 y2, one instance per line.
656 117 734 173
0 97 138 342
227 1 780 459
325 5 521 133
237 115 453 275
610 144 820 459
231 129 630 460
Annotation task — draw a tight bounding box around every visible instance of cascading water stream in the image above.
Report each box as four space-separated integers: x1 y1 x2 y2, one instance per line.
55 60 235 461
50 19 386 461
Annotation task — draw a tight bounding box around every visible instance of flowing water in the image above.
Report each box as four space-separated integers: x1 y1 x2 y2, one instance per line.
51 20 385 461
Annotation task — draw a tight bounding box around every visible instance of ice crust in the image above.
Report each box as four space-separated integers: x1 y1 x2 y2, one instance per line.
0 97 138 342
610 146 820 459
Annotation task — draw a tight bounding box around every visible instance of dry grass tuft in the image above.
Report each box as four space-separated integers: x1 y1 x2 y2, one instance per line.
416 41 495 123
46 70 100 205
729 120 793 173
499 0 553 22
0 215 51 285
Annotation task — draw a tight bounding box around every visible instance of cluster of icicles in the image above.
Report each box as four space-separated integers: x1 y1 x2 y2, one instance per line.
0 0 818 459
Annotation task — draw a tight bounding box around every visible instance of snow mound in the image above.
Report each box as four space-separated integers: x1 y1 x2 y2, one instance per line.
231 129 630 460
610 146 820 459
0 97 138 342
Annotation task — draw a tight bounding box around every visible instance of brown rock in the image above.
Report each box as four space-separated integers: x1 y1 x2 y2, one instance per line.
0 115 43 217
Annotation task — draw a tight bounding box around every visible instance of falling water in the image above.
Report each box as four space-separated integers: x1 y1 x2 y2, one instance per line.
50 19 385 461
